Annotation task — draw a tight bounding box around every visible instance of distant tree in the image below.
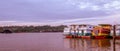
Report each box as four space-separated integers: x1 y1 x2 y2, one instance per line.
2 29 12 33
0 25 67 33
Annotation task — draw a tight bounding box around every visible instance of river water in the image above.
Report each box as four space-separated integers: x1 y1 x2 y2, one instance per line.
0 33 120 51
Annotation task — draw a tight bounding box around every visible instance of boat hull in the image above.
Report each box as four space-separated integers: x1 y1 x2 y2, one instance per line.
91 36 113 39
81 36 91 39
115 36 120 39
64 34 113 39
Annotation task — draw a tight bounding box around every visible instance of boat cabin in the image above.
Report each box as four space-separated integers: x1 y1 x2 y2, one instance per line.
69 24 79 35
78 24 94 36
92 24 111 36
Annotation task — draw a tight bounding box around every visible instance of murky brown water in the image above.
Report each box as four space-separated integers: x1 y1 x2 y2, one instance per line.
0 33 120 51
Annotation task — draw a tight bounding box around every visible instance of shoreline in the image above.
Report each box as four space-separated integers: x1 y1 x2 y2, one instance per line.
0 32 63 34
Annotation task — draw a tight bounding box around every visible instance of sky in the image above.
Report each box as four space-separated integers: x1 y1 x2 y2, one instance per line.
0 0 120 26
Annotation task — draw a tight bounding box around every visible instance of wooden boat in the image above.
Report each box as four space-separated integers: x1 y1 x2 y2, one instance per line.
92 24 112 39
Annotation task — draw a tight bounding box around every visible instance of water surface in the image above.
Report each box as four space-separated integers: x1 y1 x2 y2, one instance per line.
0 33 120 51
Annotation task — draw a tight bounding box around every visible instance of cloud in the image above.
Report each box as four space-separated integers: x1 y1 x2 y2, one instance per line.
91 5 101 11
77 2 92 9
0 21 16 23
0 21 43 26
0 0 120 26
68 0 120 13
0 14 120 26
51 14 120 25
103 1 120 10
0 20 61 26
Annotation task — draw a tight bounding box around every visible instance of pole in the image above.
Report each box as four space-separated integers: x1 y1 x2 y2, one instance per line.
113 25 116 39
113 25 116 51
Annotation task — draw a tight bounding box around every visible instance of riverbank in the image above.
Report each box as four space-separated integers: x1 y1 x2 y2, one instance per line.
0 25 66 33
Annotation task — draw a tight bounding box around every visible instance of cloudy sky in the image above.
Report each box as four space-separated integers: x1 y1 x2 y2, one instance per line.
0 0 120 26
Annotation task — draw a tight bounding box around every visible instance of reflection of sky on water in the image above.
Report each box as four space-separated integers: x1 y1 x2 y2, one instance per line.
64 39 120 51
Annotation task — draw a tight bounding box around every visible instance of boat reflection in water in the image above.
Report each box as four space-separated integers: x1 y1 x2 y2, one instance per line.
63 38 117 51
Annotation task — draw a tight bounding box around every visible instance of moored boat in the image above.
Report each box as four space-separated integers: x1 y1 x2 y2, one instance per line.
78 24 94 39
92 24 112 39
63 27 72 38
63 24 118 39
63 24 94 38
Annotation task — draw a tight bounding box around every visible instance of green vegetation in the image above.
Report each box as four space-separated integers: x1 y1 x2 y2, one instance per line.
0 25 67 33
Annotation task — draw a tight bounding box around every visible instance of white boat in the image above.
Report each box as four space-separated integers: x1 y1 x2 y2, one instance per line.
63 24 94 38
63 27 70 35
78 24 94 36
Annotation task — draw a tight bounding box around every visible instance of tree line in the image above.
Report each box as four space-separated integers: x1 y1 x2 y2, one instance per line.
0 25 67 33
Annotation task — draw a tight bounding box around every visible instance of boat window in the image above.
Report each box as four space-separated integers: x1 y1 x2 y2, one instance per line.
89 27 92 28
